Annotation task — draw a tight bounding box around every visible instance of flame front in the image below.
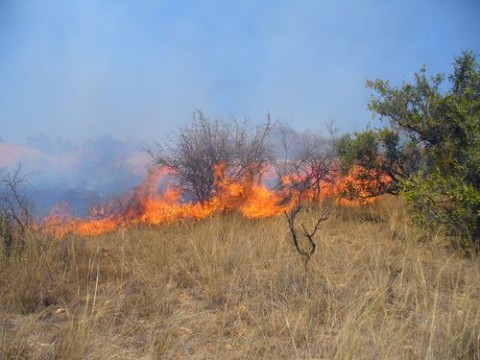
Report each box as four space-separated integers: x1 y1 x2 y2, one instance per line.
44 163 391 237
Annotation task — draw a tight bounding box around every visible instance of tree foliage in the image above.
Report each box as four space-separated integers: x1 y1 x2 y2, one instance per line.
336 51 480 245
335 128 421 197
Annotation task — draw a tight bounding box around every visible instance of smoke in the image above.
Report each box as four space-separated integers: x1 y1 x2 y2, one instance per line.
0 135 151 217
1 0 478 144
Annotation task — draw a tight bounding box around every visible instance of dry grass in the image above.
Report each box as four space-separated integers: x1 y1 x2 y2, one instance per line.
1 197 479 359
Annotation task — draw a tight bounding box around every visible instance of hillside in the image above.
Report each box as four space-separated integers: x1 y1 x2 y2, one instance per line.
1 197 479 359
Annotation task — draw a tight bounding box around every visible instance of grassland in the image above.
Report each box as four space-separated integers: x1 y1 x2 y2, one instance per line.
1 197 479 359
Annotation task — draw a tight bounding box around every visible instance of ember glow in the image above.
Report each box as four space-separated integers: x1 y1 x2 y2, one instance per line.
44 163 390 237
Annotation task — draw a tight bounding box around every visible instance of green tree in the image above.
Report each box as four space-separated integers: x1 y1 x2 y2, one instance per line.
335 128 422 197
337 51 480 245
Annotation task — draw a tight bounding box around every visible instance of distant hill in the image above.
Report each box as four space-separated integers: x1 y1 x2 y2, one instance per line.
0 138 152 216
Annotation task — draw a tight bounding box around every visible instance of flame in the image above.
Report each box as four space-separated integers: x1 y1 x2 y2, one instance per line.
44 162 391 237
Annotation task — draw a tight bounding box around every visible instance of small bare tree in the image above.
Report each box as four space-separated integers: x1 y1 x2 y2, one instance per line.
296 133 336 202
284 187 332 292
0 164 33 255
150 110 273 203
273 122 338 203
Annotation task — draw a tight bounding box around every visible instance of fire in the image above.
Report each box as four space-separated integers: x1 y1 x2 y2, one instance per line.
44 163 391 237
239 185 289 218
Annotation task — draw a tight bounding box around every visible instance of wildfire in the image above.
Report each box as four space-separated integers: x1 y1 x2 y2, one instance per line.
44 163 391 237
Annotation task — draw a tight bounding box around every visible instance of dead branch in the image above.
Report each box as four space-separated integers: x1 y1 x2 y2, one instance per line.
150 110 273 203
284 197 332 294
0 164 33 255
284 200 331 262
0 164 32 234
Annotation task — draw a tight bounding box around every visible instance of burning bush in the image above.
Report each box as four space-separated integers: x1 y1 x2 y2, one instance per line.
272 122 337 203
150 110 273 203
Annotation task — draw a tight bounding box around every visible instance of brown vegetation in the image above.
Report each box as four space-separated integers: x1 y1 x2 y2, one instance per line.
1 197 479 359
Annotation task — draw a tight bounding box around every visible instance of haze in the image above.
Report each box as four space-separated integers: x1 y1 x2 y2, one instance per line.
0 0 479 144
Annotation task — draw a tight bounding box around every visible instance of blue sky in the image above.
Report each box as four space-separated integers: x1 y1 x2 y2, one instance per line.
0 0 479 144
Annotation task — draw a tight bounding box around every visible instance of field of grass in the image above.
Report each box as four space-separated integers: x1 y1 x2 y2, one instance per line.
1 197 479 359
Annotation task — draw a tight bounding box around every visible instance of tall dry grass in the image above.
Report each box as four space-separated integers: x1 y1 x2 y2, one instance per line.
1 197 479 359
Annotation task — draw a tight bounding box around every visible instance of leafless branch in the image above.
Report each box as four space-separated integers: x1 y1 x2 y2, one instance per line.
284 200 331 262
272 123 337 202
150 110 273 203
0 164 32 234
0 164 33 254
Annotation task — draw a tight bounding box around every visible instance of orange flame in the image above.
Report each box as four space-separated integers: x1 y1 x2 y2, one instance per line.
44 163 391 237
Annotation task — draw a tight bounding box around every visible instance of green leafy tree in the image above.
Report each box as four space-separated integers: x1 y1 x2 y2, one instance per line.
337 51 480 245
335 128 422 197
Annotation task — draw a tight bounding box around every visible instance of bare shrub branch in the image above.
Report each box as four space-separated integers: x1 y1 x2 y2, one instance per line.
0 164 33 254
0 164 32 232
284 201 331 262
150 110 273 202
272 122 337 202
